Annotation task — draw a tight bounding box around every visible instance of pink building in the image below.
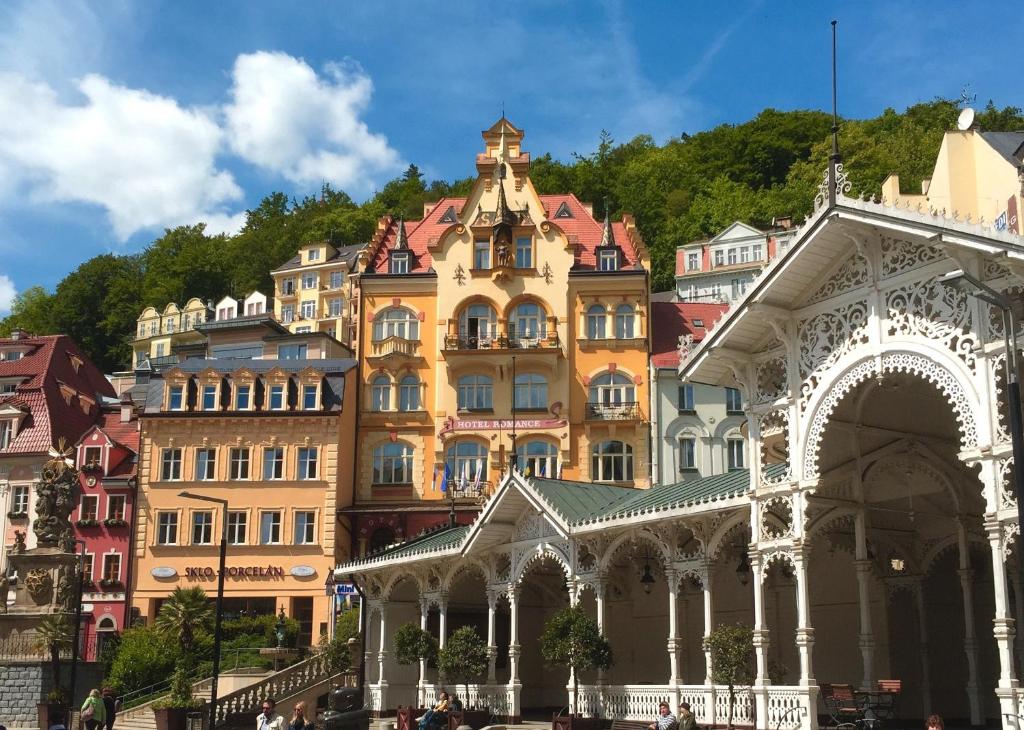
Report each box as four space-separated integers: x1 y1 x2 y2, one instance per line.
73 394 140 661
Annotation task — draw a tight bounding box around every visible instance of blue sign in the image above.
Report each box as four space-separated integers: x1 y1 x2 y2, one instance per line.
335 582 359 596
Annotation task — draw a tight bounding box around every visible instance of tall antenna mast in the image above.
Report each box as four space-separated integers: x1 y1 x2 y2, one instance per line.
828 19 841 208
510 355 518 472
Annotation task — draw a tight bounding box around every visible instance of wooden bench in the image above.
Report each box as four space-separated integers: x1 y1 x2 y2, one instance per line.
610 720 655 730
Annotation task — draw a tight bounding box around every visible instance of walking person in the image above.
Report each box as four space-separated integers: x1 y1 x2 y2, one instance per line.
80 689 106 730
101 688 118 730
287 701 314 730
257 699 284 730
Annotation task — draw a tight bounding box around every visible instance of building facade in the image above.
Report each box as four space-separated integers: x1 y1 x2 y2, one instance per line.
73 395 140 660
132 357 357 645
134 298 212 368
0 332 115 573
347 118 651 556
675 221 797 304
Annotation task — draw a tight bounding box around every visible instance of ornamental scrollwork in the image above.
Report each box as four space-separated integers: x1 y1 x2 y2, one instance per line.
798 300 870 411
1003 522 1020 559
759 495 795 541
993 353 1011 443
999 458 1016 510
759 549 795 580
814 163 852 210
879 235 945 278
885 276 976 374
678 334 695 363
758 409 790 484
805 253 870 305
754 357 788 403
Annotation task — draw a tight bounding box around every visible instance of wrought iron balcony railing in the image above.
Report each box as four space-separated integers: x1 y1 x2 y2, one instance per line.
585 401 640 421
444 333 559 351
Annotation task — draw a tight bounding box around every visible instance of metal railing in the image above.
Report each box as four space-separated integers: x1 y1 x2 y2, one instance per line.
0 634 98 661
585 401 641 421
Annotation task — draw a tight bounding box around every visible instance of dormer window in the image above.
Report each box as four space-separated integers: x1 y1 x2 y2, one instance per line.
692 319 704 328
390 251 410 274
554 202 573 219
269 384 286 410
598 248 620 271
2 351 23 361
302 384 319 410
83 446 102 470
201 385 218 411
0 420 13 449
439 206 457 224
308 249 320 262
168 386 184 411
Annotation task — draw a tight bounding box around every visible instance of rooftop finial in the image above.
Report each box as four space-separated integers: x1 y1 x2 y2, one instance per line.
394 217 409 250
828 20 841 208
600 198 614 247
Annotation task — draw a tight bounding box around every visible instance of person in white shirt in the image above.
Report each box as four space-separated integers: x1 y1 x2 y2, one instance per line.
648 702 677 730
257 699 285 730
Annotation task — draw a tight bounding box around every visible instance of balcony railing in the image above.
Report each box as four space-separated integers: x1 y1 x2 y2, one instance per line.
585 401 640 421
369 336 420 359
444 332 559 351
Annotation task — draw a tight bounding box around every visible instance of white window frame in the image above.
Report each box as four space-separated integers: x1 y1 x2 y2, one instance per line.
370 376 391 411
269 385 286 411
102 552 122 583
301 272 317 290
473 239 491 269
161 448 182 481
687 252 699 270
201 385 218 411
107 494 126 520
227 511 248 545
728 438 745 470
372 443 413 485
614 304 635 339
294 511 316 545
297 447 318 480
329 271 343 289
515 237 533 268
11 485 29 514
726 387 743 413
586 305 606 339
235 384 252 411
457 374 492 411
229 447 250 480
398 375 420 412
195 448 216 481
599 249 619 271
591 441 634 482
678 384 695 412
259 511 282 545
263 447 284 480
679 436 697 470
157 512 179 545
80 494 99 521
300 300 316 319
192 511 214 545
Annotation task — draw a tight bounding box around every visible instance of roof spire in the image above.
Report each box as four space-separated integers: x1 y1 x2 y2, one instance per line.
494 172 515 226
394 217 409 250
496 122 511 165
600 198 614 247
828 19 841 207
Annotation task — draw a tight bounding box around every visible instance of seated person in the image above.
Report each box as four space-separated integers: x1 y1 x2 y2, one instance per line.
418 692 450 730
648 702 677 730
677 702 695 730
449 696 463 713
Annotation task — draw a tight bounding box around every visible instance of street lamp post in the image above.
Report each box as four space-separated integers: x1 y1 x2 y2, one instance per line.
67 538 87 721
939 269 1024 573
180 492 229 730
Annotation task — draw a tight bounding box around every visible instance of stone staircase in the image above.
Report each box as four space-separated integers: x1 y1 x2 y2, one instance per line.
115 680 213 730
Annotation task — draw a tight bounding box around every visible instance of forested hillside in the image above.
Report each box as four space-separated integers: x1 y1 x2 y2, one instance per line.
3 99 1022 372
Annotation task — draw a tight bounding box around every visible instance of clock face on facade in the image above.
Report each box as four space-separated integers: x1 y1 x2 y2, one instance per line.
86 476 97 487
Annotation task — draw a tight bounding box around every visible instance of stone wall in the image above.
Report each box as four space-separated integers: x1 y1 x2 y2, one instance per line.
0 661 106 730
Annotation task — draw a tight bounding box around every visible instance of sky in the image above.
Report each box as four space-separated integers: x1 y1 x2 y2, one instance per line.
0 0 1021 313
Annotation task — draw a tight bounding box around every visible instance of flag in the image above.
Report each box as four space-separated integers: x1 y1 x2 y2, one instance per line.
473 458 482 489
460 461 469 490
432 464 441 492
439 464 450 493
557 462 564 479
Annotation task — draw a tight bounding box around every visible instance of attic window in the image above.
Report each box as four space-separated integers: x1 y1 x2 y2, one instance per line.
390 251 410 274
2 351 23 361
692 319 704 328
554 202 573 219
67 353 84 373
439 206 457 224
598 248 620 272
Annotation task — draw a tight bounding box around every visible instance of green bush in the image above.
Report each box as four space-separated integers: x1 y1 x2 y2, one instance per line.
105 626 180 696
336 607 361 643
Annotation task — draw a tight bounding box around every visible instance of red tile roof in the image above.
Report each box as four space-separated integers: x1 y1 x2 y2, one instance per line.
650 302 729 369
367 193 642 274
0 335 115 455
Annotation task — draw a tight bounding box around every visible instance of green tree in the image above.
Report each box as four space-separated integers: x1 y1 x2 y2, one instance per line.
704 624 754 730
34 614 73 702
539 606 613 716
393 621 439 702
105 625 180 695
0 286 56 337
437 626 488 704
155 586 214 662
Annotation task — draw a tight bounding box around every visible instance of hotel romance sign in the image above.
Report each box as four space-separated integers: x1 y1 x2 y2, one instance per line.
151 564 317 580
439 416 567 436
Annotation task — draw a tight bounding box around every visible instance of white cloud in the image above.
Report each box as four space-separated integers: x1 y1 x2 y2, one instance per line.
0 72 243 240
0 275 15 315
224 51 403 192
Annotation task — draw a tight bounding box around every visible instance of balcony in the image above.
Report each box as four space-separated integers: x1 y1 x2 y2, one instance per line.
443 332 561 353
585 401 641 421
367 336 422 365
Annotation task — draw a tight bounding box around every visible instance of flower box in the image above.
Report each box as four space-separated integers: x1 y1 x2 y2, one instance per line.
6 511 28 520
75 518 100 527
103 517 128 527
99 579 124 590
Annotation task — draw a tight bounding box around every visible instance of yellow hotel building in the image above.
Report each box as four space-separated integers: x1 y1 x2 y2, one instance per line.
346 118 651 554
132 357 357 644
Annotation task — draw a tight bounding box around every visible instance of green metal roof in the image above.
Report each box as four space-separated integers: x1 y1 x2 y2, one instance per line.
342 525 469 569
527 477 637 523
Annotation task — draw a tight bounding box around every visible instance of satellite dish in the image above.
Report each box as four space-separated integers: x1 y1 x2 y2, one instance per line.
957 107 976 131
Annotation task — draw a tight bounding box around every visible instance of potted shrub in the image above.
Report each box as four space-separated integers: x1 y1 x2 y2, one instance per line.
152 587 213 730
103 517 128 527
393 622 438 729
540 606 612 730
704 624 755 730
437 626 488 721
153 667 204 730
38 687 69 729
33 616 73 726
75 518 100 528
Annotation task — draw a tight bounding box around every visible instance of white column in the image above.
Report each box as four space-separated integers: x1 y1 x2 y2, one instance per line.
438 593 448 650
957 522 983 725
752 553 770 686
667 570 681 685
486 590 498 684
988 521 1021 723
507 586 522 721
854 513 875 689
377 602 390 711
913 582 932 719
793 552 816 687
418 598 429 706
702 568 715 685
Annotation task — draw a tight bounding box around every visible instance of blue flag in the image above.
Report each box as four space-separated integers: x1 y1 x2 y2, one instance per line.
440 464 451 493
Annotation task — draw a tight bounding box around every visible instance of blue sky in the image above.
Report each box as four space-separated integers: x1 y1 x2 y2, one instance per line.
0 0 1021 312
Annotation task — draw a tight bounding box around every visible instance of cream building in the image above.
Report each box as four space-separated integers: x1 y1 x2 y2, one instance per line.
133 298 211 368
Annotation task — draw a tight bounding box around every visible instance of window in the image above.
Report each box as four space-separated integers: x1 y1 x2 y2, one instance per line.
294 511 316 545
302 385 318 410
372 443 413 485
370 376 391 411
165 318 176 333
307 248 320 262
329 271 343 289
246 301 263 315
281 305 295 324
201 385 217 411
373 308 419 341
157 512 178 545
446 441 488 485
588 372 635 406
726 387 743 413
269 385 285 410
591 441 633 482
279 344 307 360
398 375 420 411
168 386 184 411
195 448 216 481
614 304 635 339
515 237 533 268
0 383 15 395
161 448 182 481
710 283 722 300
263 447 284 480
510 301 545 340
389 251 410 274
519 440 557 477
457 375 492 410
102 554 122 582
599 249 619 271
714 250 724 267
260 512 282 544
80 495 99 521
11 485 29 515
230 448 250 480
473 239 491 269
739 246 751 263
693 318 704 327
752 244 763 261
458 304 497 343
731 279 746 300
678 384 695 412
235 384 251 410
301 273 317 290
514 373 548 410
728 438 745 470
554 201 573 218
300 300 316 319
2 351 22 361
688 252 699 270
0 420 10 449
586 305 606 339
83 446 102 469
192 511 214 545
107 495 126 520
680 437 696 470
217 307 230 320
281 278 295 295
227 512 247 545
297 447 318 480
328 298 343 317
727 248 737 265
82 553 94 581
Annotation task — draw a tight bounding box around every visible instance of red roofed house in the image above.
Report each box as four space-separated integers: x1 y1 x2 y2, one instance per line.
0 331 116 577
346 117 652 556
648 296 744 484
73 394 139 660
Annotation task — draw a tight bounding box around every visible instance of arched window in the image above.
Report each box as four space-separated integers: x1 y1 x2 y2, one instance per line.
519 440 558 478
369 527 396 553
372 442 413 484
96 615 118 656
588 372 635 406
398 375 420 412
446 441 488 486
614 304 635 339
457 375 492 411
510 301 546 342
591 441 633 482
514 373 548 410
458 303 497 345
373 308 419 341
586 304 606 339
370 375 391 411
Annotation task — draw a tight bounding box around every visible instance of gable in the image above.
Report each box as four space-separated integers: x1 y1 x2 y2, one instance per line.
711 221 764 243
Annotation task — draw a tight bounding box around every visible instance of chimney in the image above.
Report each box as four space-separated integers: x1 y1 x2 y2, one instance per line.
10 329 28 340
772 216 793 230
120 393 134 423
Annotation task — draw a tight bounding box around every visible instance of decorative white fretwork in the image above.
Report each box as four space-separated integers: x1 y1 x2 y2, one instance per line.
678 333 695 363
805 253 870 305
798 300 870 410
755 357 788 403
759 495 795 541
992 353 1010 443
803 352 979 479
1002 522 1020 559
512 512 556 542
879 235 945 278
814 163 852 210
999 458 1016 510
758 409 791 484
885 276 977 374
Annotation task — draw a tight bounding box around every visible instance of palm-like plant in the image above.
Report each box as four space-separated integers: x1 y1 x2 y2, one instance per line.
34 614 73 702
155 586 213 660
